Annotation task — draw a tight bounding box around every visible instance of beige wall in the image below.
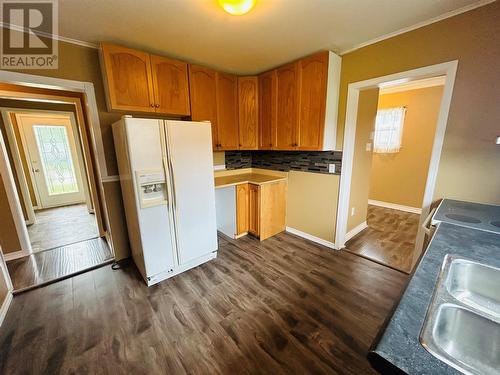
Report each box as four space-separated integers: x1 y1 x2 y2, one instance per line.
213 151 225 166
369 86 443 208
337 1 500 205
347 89 379 232
287 170 340 243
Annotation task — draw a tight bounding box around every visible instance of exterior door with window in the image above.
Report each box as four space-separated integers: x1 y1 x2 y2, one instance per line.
18 115 85 208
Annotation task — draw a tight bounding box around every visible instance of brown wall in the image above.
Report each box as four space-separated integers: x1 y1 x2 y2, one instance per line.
0 174 21 253
369 86 443 208
347 88 379 232
0 257 9 306
338 1 500 205
0 39 132 259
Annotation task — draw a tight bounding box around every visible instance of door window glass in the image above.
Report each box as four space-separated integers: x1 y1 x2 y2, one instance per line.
33 125 79 195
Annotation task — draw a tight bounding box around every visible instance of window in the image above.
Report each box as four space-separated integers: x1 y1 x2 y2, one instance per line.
373 107 406 153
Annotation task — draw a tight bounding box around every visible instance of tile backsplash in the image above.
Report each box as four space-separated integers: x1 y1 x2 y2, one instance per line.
225 150 342 174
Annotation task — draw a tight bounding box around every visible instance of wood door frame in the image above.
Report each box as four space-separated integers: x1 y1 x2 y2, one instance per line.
335 60 458 270
0 71 111 260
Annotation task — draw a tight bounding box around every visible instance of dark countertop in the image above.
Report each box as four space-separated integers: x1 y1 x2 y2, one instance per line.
432 198 500 234
368 222 500 374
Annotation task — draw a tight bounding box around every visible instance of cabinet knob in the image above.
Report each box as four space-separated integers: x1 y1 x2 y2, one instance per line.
155 104 160 108
150 103 155 108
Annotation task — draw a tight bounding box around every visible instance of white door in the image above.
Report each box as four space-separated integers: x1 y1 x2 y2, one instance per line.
165 120 218 265
18 114 85 208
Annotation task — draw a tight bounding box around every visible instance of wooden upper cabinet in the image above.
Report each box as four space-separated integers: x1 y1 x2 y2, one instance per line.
258 71 277 150
100 43 191 116
100 43 155 113
215 72 239 150
298 52 329 150
189 64 218 149
276 62 299 150
150 55 190 116
238 77 259 150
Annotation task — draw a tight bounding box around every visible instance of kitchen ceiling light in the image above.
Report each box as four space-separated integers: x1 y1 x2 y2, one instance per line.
218 0 256 16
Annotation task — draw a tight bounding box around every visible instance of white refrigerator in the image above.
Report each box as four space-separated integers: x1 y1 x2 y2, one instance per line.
112 116 218 286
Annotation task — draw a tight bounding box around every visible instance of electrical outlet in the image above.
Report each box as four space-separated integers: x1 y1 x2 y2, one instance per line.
351 207 355 216
328 164 336 173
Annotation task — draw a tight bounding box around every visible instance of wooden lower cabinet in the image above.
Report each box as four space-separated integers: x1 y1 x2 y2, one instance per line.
259 181 287 240
236 184 249 236
248 184 260 236
235 180 286 240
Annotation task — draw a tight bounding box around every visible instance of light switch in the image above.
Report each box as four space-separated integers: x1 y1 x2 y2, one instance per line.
328 164 336 173
366 143 372 151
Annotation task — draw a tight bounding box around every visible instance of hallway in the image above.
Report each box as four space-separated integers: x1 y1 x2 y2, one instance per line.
28 204 99 252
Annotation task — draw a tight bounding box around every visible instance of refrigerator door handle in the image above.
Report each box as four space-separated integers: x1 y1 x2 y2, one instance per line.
161 156 171 205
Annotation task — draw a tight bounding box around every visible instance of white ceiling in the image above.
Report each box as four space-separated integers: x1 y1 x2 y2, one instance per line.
58 0 489 74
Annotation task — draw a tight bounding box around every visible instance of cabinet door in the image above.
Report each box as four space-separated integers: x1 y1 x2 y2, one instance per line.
259 181 287 240
258 71 277 149
100 43 155 112
216 73 239 150
248 184 260 236
238 77 259 150
189 65 218 149
236 184 249 235
298 52 328 150
276 62 299 149
151 55 190 116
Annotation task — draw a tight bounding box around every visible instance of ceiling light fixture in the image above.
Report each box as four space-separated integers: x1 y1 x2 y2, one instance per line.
218 0 256 16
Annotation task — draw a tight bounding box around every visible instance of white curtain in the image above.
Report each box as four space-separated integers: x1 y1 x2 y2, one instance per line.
373 107 406 153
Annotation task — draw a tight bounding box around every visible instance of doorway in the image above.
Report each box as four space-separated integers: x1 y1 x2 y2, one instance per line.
335 61 458 273
0 79 113 292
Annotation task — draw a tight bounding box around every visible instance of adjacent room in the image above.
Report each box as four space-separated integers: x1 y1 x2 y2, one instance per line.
0 1 499 374
0 89 112 292
345 77 445 273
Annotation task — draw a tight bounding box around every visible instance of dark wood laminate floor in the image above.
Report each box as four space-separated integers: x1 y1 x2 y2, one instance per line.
6 237 113 292
345 205 420 274
0 232 407 374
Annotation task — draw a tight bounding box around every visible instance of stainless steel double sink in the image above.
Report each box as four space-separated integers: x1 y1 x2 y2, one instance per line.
420 255 500 374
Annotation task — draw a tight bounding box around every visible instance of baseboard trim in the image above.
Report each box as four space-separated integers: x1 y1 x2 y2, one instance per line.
285 227 338 250
0 292 13 326
345 221 368 242
4 250 31 261
368 199 422 214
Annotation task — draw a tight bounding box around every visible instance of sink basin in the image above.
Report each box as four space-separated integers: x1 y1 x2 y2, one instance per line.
431 304 500 375
444 213 481 224
420 255 500 374
446 259 500 317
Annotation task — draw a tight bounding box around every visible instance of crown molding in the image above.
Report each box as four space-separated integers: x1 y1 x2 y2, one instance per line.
0 22 98 49
380 76 446 94
339 0 497 55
